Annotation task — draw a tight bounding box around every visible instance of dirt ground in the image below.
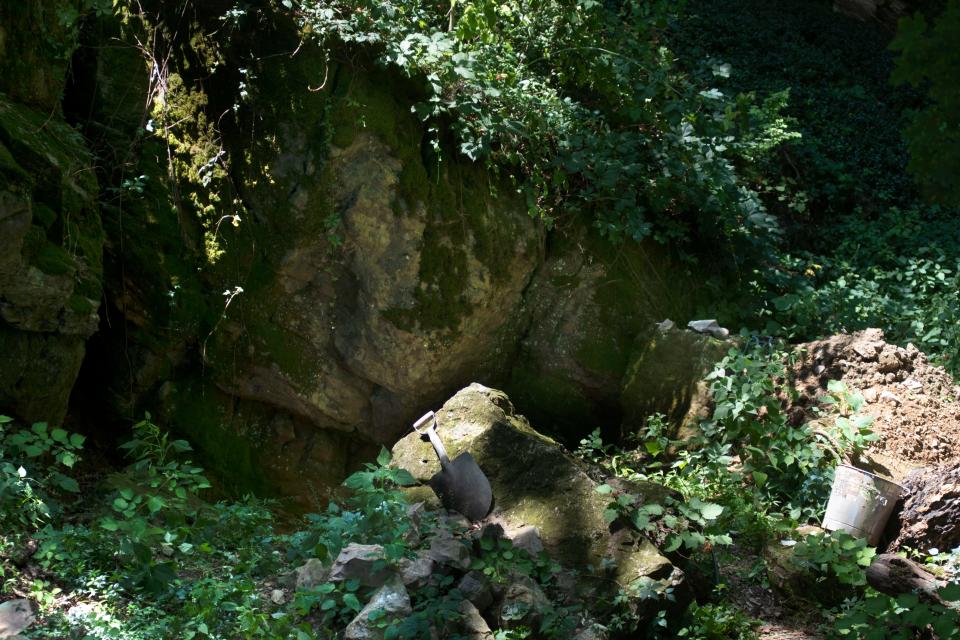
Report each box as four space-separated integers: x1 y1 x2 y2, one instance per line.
793 328 960 480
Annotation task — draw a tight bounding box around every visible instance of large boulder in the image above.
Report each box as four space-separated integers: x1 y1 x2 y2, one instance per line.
506 229 707 442
204 69 543 446
391 384 683 594
619 324 728 440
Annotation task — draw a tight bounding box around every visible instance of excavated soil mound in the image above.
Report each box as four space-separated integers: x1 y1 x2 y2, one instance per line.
792 328 960 478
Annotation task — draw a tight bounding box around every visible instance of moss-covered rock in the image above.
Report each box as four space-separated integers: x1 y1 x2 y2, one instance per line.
391 384 684 600
507 227 704 443
0 1 80 110
156 375 377 507
0 96 103 424
198 60 542 448
620 326 729 441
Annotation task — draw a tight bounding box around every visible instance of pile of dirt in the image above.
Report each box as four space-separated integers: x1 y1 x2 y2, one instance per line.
792 328 960 478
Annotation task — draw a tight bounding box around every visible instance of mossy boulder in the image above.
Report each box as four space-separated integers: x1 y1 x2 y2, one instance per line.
620 326 729 440
202 65 543 446
0 97 102 424
391 384 684 599
0 1 79 110
508 227 703 443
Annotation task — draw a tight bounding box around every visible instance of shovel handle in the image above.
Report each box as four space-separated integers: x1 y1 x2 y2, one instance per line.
412 411 451 465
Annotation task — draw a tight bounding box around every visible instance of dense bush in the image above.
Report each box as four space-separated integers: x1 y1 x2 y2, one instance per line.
890 0 960 207
295 0 792 254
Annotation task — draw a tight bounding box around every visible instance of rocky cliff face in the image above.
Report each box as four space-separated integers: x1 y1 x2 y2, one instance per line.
0 2 104 427
0 2 716 499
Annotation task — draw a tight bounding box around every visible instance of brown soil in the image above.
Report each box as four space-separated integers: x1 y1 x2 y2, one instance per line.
791 328 960 482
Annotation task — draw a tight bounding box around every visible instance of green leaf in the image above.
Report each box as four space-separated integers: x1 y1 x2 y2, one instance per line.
603 508 619 524
641 503 664 516
392 469 417 487
752 470 768 487
343 593 362 612
69 433 85 448
939 583 960 602
23 445 44 457
664 535 682 553
699 503 724 520
376 446 391 467
51 428 69 444
57 476 80 492
147 496 165 513
595 484 614 495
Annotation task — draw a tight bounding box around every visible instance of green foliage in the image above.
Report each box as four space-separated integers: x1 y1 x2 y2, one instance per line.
670 0 914 215
98 415 212 593
575 427 613 465
296 0 790 251
604 577 675 637
676 602 760 639
288 446 416 564
759 243 960 375
595 483 730 553
791 530 876 588
292 579 365 626
890 0 960 207
834 584 960 639
0 415 83 530
676 347 832 521
180 575 289 640
669 0 960 373
469 535 560 585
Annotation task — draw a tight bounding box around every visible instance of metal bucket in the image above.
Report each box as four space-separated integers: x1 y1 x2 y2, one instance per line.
822 464 903 546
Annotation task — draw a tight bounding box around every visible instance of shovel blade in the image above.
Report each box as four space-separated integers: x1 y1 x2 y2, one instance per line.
430 451 492 522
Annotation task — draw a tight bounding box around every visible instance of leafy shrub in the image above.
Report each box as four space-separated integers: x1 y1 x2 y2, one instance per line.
760 246 960 375
99 415 212 592
676 602 760 640
287 447 417 564
685 346 871 520
296 0 790 252
0 415 84 529
791 530 876 588
595 482 730 553
834 584 960 639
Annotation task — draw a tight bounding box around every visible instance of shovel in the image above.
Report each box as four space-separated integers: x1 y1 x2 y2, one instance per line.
413 411 492 521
